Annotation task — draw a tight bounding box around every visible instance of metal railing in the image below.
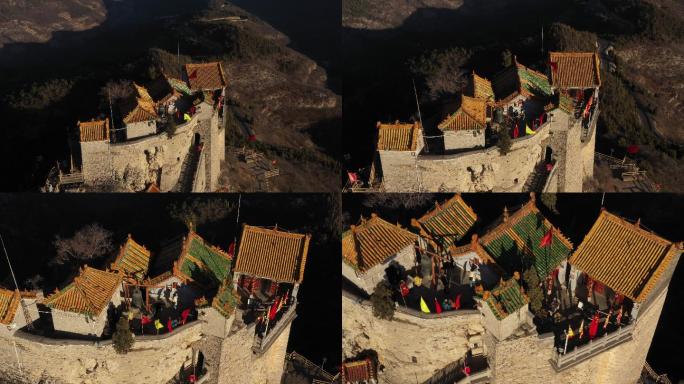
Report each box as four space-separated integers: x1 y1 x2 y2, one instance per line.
551 322 634 371
251 302 297 355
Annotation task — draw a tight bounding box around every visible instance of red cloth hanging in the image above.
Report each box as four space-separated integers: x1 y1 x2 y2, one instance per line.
454 294 461 310
513 123 519 139
228 242 235 257
167 318 174 333
181 308 191 325
589 313 600 339
141 315 152 325
269 297 280 321
348 172 359 183
434 298 442 314
400 281 409 297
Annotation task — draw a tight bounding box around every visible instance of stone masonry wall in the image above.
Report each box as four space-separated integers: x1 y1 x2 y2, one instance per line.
443 129 485 152
489 286 669 384
342 294 483 383
379 108 593 192
80 100 224 192
217 321 291 384
0 322 202 384
380 122 553 192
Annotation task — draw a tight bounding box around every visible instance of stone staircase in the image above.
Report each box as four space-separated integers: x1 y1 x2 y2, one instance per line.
523 162 549 192
174 145 201 192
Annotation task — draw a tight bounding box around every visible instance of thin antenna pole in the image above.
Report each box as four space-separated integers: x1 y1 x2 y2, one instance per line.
178 40 181 77
412 78 423 126
1 234 20 292
541 23 544 53
601 192 605 207
234 194 241 244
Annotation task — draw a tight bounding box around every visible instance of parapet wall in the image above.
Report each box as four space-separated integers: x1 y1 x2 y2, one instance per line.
0 320 203 384
380 121 551 192
489 286 669 383
379 108 594 192
342 294 483 383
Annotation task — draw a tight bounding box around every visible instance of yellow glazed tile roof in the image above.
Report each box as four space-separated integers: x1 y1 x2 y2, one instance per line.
234 225 310 283
471 72 494 100
376 121 421 151
184 62 227 91
44 266 123 316
111 234 151 280
343 214 418 272
549 52 601 89
78 119 110 142
438 95 487 131
569 209 679 302
0 287 20 325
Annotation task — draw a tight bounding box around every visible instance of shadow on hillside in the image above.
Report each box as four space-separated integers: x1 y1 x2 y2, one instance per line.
228 0 341 93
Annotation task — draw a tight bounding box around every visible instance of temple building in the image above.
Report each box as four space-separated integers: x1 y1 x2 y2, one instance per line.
0 287 39 337
43 266 125 337
48 61 227 193
364 51 600 193
232 224 310 354
411 194 477 250
110 234 152 281
342 194 682 383
341 357 378 384
342 214 419 295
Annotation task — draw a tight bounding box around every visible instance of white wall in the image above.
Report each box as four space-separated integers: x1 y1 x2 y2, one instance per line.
443 129 485 151
126 120 157 140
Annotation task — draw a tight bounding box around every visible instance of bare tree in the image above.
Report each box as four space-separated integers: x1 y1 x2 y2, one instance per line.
361 193 436 211
52 224 114 265
100 80 133 102
169 198 236 231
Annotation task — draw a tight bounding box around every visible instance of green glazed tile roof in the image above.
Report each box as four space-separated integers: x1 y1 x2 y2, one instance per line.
486 278 528 320
481 198 572 280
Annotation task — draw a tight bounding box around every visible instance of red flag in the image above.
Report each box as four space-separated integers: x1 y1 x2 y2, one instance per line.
400 281 409 297
248 134 256 142
269 297 280 321
141 315 152 325
546 163 553 172
549 61 558 73
181 308 191 325
167 318 173 333
589 313 599 339
513 123 519 139
434 298 442 314
627 145 639 155
188 69 198 80
347 172 359 183
227 241 235 257
282 290 289 306
540 228 553 248
454 294 461 310
464 366 471 376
